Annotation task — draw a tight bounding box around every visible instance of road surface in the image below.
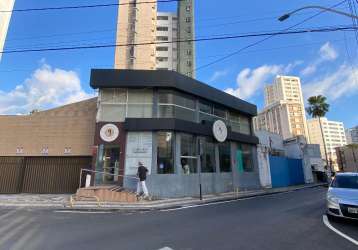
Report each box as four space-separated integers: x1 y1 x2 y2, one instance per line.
0 187 357 250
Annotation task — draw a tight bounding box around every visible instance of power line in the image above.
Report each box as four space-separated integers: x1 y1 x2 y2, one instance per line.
4 25 348 50
2 36 356 73
189 0 348 75
0 0 181 13
0 25 356 54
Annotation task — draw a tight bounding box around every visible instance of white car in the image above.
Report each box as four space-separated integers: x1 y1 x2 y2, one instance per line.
326 172 358 220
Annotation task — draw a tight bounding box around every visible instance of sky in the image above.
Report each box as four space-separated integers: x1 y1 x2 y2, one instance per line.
0 0 358 128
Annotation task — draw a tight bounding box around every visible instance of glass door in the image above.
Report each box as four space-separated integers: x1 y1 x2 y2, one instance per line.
96 145 120 185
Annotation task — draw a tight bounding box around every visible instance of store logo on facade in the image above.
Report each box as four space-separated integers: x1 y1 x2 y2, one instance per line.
213 120 228 143
100 124 119 142
41 147 49 155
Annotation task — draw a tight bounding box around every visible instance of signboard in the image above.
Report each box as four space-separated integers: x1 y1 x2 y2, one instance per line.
125 132 153 175
100 124 119 142
213 120 228 142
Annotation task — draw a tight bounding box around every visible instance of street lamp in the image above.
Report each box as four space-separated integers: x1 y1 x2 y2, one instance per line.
278 5 358 22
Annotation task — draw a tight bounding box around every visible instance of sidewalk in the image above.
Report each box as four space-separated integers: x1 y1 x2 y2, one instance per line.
0 183 326 211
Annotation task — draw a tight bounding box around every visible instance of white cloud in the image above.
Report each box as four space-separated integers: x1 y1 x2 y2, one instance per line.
302 64 358 100
300 42 338 76
225 65 282 100
208 69 228 82
0 64 94 114
320 42 338 61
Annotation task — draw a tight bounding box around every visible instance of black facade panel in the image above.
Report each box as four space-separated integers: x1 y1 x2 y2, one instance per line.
124 118 259 145
90 69 257 116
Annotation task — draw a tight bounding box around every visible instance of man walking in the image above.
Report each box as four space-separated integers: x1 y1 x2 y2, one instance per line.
136 161 149 199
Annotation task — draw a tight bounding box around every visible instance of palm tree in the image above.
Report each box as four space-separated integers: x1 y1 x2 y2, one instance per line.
306 95 331 173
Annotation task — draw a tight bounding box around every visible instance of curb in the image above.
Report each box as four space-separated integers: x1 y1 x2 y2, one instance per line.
0 184 326 212
57 183 327 212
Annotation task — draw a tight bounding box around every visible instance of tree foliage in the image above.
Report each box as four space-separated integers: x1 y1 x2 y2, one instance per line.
306 95 330 118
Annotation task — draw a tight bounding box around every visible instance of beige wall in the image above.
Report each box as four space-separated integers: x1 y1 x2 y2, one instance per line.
0 98 97 156
114 0 157 70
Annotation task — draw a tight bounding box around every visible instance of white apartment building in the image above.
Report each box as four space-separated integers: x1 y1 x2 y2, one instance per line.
307 118 347 171
0 0 15 62
254 76 309 140
156 12 178 71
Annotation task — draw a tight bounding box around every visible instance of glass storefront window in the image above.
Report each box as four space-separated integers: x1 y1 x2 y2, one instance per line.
99 104 126 122
180 134 198 174
201 137 216 173
158 90 196 122
127 89 153 118
213 106 227 119
157 132 175 174
236 143 254 172
240 117 251 135
219 142 231 172
229 112 251 135
101 89 127 104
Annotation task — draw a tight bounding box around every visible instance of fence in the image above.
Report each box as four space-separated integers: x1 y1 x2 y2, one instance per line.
0 156 92 194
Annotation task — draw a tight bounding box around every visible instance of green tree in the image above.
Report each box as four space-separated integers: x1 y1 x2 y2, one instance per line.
306 95 331 172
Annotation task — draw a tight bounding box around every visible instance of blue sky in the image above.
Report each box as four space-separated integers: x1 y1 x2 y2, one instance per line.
0 0 358 128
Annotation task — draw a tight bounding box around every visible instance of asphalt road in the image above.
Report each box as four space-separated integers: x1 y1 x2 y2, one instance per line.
0 187 357 250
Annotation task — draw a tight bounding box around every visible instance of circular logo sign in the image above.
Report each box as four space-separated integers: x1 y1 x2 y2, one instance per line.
100 124 119 142
213 120 228 143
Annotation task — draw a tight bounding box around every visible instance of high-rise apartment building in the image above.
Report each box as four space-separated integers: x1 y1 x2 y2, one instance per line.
177 0 195 78
0 0 15 62
114 0 157 70
345 126 358 144
307 118 347 171
156 12 178 71
253 76 309 140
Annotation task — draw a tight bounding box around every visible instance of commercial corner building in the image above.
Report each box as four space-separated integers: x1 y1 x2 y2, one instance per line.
0 0 15 62
307 118 347 171
253 76 309 140
91 69 260 197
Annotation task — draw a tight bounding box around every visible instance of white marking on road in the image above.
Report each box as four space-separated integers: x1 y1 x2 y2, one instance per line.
160 188 323 212
323 215 358 246
0 209 19 220
160 196 257 212
0 218 34 245
158 247 174 250
9 226 40 250
54 210 112 214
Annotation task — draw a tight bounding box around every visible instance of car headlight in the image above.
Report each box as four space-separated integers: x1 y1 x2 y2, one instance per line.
327 194 339 205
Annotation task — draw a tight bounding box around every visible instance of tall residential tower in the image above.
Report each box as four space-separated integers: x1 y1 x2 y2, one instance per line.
0 0 15 62
177 0 195 78
114 0 157 70
156 12 178 71
253 76 309 140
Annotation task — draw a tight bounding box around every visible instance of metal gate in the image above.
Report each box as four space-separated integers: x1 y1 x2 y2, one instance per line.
269 156 305 188
0 156 92 194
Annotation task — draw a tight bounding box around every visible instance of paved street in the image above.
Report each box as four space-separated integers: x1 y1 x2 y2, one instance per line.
0 187 357 250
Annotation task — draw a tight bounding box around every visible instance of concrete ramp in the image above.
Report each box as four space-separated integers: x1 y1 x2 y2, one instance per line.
73 186 137 203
